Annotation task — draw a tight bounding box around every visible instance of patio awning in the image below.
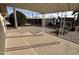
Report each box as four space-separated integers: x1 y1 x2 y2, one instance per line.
6 3 79 13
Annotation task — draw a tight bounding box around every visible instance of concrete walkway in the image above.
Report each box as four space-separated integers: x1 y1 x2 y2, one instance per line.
5 27 79 55
61 31 79 44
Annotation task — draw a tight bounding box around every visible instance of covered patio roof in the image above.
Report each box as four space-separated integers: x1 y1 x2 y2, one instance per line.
6 3 79 13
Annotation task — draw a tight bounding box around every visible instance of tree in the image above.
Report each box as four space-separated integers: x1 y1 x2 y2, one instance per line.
72 10 79 22
9 11 27 27
72 10 79 31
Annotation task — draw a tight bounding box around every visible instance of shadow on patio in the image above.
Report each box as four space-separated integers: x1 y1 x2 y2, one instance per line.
6 41 61 51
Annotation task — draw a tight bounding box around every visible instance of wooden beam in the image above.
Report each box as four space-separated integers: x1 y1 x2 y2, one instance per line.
0 4 7 17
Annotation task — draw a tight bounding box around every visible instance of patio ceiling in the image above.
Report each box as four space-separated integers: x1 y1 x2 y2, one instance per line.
7 3 79 14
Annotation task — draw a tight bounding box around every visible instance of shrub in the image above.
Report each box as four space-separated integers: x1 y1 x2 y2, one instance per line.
9 11 27 27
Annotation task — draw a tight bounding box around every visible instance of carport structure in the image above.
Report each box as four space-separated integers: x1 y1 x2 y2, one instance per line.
7 3 79 33
0 3 79 54
6 3 79 36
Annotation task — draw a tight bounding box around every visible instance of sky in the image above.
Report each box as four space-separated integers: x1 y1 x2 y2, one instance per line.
6 6 42 18
6 6 75 18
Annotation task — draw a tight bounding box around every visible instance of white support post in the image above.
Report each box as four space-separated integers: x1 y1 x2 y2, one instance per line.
74 14 76 32
3 16 7 33
42 14 45 35
32 12 34 18
13 7 18 28
3 9 8 32
4 15 7 31
59 12 63 37
62 11 66 35
32 12 34 24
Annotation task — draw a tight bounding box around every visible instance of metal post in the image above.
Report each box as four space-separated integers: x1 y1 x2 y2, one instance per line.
59 12 63 37
3 16 7 33
32 12 34 24
62 11 66 35
4 12 8 31
32 12 34 18
4 8 9 31
74 14 76 32
13 7 18 28
42 14 45 35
